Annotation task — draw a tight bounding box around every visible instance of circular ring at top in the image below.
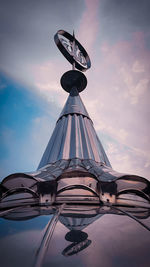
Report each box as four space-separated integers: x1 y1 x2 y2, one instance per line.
54 30 91 72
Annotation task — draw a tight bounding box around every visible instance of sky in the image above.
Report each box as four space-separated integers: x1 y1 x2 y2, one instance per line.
0 0 150 181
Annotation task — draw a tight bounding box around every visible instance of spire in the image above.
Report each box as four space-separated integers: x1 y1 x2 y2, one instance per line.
38 84 111 169
58 87 90 120
0 29 149 209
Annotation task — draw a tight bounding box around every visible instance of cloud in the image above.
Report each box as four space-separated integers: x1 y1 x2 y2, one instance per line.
80 30 150 179
132 60 145 73
119 65 149 104
77 0 99 53
99 0 150 43
106 140 150 178
0 0 85 87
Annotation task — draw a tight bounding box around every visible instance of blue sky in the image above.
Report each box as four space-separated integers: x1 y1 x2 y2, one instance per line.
0 0 150 180
0 74 59 177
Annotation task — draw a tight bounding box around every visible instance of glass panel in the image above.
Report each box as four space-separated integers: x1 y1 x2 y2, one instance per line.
58 188 94 196
58 177 97 191
117 193 148 202
117 179 147 191
2 177 37 190
0 192 38 209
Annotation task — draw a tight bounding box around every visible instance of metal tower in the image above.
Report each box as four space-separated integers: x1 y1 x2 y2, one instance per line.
0 30 149 207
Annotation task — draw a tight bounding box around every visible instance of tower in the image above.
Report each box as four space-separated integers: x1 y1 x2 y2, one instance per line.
0 30 150 267
0 30 149 208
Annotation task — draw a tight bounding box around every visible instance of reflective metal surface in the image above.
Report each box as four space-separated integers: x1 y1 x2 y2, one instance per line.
46 208 150 267
38 113 110 168
0 204 150 267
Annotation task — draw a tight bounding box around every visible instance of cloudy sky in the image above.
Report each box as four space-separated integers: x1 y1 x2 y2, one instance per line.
0 0 150 181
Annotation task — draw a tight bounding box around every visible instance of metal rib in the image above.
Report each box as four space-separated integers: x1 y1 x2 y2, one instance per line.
38 114 111 169
34 204 65 267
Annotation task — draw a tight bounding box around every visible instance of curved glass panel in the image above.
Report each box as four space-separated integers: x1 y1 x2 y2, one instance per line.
116 177 148 192
58 188 95 196
58 177 97 191
2 175 37 191
56 170 99 203
116 190 150 208
0 189 38 209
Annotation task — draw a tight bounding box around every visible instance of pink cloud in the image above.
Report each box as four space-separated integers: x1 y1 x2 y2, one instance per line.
77 0 99 53
80 30 150 179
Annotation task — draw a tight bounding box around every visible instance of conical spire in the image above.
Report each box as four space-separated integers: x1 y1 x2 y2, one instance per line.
58 87 90 120
38 86 111 169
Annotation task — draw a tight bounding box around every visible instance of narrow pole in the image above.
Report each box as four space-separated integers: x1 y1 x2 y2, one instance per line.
72 30 76 70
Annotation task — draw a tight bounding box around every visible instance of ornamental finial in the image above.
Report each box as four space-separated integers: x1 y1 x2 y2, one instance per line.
54 29 91 72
